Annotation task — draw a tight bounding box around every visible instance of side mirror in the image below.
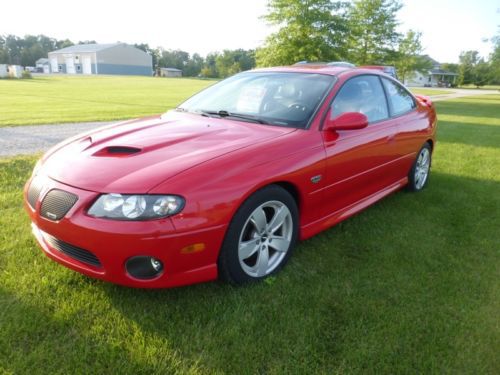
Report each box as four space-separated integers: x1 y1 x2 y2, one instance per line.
324 112 369 131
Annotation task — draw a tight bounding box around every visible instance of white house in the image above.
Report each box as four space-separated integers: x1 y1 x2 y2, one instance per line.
404 56 458 87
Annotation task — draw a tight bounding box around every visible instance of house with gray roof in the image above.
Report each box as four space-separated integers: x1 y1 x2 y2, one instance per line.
404 55 458 87
48 43 152 76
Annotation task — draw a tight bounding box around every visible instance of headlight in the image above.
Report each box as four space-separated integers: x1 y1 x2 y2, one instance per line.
88 194 185 220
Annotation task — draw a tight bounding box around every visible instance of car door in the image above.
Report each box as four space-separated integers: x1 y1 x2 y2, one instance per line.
381 77 427 177
320 74 401 218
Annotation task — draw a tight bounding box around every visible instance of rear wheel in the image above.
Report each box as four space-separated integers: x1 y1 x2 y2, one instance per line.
218 185 298 284
407 143 432 192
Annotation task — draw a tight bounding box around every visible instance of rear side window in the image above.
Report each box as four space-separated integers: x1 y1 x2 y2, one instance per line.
382 78 416 116
331 75 388 123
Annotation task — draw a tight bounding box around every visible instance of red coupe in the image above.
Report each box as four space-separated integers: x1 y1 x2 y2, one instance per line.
24 65 437 288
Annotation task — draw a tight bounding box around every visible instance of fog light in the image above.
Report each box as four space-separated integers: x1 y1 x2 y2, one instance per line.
126 256 163 280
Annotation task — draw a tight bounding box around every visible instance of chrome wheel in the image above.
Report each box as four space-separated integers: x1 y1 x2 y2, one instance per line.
414 147 430 190
238 200 293 277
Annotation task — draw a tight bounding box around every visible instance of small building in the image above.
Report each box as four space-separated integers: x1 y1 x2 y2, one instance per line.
48 43 152 76
0 64 7 78
160 67 182 77
36 58 51 73
405 55 458 87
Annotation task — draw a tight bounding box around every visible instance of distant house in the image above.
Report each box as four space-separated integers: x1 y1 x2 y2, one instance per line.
48 43 152 76
36 58 50 73
405 55 458 87
160 67 182 77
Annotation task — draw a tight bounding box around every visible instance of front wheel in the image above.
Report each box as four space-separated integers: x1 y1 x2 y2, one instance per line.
407 143 432 192
218 185 299 284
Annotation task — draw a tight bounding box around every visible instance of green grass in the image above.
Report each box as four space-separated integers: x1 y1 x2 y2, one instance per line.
0 75 214 126
0 96 499 374
409 88 454 96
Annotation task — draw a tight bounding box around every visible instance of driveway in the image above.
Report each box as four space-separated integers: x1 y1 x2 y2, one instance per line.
418 88 496 101
1 89 497 158
0 121 115 158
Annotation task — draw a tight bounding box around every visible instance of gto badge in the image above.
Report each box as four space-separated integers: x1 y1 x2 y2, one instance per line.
46 212 57 220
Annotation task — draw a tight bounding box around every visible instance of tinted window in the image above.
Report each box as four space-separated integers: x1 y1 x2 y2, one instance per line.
382 78 415 116
331 75 388 123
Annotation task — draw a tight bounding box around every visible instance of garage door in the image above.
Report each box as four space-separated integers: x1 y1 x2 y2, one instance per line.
50 57 58 73
65 57 76 74
82 56 92 74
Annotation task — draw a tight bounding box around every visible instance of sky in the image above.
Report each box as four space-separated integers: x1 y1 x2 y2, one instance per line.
0 0 498 63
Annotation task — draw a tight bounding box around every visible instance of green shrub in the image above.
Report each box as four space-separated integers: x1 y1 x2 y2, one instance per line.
21 70 32 79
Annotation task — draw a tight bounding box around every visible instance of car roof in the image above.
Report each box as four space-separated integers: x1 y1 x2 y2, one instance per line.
251 64 388 77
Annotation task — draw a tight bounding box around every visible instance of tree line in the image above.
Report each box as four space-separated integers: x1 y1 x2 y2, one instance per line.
257 0 499 87
1 0 498 85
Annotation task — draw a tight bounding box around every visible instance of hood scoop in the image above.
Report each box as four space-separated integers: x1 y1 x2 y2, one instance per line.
93 146 142 157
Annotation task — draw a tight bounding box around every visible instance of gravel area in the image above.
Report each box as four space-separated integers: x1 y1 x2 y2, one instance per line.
1 89 496 158
0 121 116 158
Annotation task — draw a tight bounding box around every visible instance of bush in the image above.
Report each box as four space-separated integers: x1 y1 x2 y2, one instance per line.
22 70 32 79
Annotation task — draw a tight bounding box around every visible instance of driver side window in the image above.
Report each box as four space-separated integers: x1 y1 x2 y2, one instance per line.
331 75 389 123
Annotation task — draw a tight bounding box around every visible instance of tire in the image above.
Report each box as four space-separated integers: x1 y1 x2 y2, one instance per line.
218 185 299 285
407 142 432 192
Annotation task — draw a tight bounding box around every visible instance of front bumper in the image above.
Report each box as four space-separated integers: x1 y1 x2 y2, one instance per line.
24 175 226 288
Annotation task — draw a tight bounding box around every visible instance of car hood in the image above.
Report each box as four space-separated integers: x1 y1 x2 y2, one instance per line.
41 112 296 193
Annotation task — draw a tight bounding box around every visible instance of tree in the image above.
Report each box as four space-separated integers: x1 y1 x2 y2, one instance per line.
392 30 431 83
489 28 500 84
458 50 480 85
256 0 350 67
184 53 204 77
472 59 490 88
347 0 402 64
440 63 459 74
215 49 255 77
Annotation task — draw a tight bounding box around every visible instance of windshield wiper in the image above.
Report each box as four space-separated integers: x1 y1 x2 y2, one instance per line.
198 110 268 124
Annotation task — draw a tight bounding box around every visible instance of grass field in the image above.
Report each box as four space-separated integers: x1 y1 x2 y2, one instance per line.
0 75 214 126
0 95 499 373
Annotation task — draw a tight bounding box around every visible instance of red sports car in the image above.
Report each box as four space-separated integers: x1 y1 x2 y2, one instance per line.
24 65 437 288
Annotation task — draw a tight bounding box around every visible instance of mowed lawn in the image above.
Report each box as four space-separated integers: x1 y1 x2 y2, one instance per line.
0 75 214 126
0 96 499 374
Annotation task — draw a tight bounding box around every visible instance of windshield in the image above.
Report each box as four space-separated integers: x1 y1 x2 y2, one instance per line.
177 72 335 128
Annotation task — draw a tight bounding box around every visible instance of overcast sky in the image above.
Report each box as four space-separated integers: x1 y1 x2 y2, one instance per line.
1 0 498 63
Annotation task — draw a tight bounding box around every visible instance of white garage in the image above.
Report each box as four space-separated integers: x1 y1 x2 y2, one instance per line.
47 43 152 76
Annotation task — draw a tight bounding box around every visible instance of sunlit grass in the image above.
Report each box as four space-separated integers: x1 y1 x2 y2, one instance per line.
0 75 214 126
0 95 499 373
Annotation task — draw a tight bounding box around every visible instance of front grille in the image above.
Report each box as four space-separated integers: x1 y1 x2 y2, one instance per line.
27 177 44 209
40 189 78 221
43 232 102 267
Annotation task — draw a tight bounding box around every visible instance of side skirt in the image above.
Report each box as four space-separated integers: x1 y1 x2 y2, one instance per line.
300 177 408 240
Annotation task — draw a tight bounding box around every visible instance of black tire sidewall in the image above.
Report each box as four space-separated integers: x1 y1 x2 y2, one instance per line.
218 185 299 284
